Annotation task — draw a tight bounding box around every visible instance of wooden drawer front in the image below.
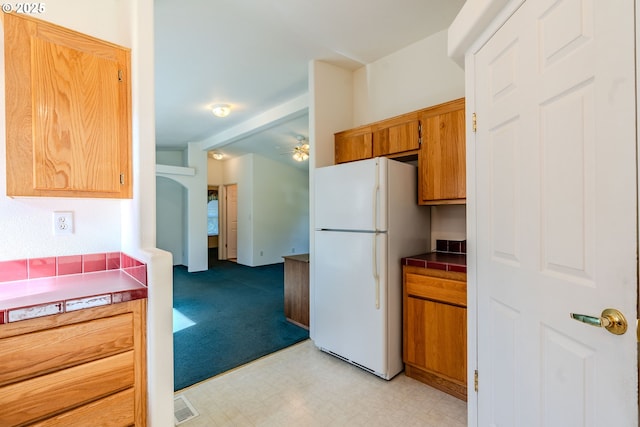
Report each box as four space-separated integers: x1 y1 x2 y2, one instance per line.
29 388 134 427
0 351 134 426
405 273 466 307
0 313 133 386
405 298 467 383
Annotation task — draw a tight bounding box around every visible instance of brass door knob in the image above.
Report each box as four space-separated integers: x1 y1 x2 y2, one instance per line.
570 308 628 335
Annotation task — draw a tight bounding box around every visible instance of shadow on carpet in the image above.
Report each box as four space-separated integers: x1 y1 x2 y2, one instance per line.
173 262 309 391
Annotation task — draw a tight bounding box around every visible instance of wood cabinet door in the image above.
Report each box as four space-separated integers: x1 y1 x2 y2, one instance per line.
405 296 467 383
373 119 420 157
334 130 372 164
419 103 466 204
4 13 132 198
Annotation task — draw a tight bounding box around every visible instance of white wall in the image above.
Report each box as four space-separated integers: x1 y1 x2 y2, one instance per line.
253 156 309 264
353 29 466 126
430 204 467 248
156 151 186 265
156 176 186 265
158 150 185 166
222 153 310 267
208 157 224 185
0 2 174 425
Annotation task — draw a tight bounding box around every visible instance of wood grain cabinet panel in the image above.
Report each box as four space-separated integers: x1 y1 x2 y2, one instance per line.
4 13 132 198
334 127 372 164
29 389 135 427
283 254 310 329
403 265 467 400
372 117 420 158
418 98 466 205
0 313 133 386
0 352 134 427
0 300 146 426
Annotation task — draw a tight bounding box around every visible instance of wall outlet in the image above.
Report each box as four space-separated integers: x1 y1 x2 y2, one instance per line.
53 211 73 235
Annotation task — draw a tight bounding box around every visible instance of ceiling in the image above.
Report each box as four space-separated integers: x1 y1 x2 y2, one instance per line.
154 0 466 170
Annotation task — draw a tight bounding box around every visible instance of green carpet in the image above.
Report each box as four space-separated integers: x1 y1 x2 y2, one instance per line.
173 260 309 391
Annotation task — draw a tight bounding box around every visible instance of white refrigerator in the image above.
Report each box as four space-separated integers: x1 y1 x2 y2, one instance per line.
313 157 430 379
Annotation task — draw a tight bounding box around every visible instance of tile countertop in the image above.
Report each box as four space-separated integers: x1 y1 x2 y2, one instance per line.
401 252 467 274
0 253 147 324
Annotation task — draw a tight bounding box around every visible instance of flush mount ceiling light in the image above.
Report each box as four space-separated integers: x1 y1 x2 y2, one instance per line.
209 151 224 160
211 104 231 118
292 136 309 162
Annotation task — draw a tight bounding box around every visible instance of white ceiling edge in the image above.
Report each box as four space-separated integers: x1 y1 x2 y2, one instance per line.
448 0 513 67
198 93 309 152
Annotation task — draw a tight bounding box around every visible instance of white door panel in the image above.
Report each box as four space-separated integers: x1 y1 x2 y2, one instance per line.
314 230 388 376
474 0 637 425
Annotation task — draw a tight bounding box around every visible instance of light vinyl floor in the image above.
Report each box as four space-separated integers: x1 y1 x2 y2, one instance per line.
175 339 467 426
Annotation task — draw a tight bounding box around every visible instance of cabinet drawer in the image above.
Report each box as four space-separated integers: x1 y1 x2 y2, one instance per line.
0 313 134 386
405 273 466 307
29 388 135 427
0 351 134 426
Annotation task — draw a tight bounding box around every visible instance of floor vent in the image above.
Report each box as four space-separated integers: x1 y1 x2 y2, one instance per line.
174 394 199 425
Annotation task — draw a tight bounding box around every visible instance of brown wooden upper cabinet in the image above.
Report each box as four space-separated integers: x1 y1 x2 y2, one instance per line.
372 112 420 158
335 112 421 164
418 98 466 205
334 126 373 164
4 13 132 198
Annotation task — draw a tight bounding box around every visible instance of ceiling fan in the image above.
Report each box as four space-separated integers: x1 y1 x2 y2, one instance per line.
282 135 310 162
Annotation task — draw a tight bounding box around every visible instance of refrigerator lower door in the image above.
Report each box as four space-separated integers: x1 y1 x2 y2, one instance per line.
314 229 392 378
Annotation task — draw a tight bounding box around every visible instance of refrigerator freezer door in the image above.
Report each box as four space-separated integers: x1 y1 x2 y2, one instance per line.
314 229 391 378
315 157 388 232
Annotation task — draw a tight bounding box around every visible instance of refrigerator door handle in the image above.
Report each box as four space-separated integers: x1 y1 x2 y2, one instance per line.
373 159 380 232
372 233 380 309
372 161 380 309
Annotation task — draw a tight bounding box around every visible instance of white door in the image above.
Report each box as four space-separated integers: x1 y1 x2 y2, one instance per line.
314 230 390 377
474 0 637 425
225 184 238 259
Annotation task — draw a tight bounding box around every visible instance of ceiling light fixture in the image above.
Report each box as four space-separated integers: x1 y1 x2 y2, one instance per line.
211 104 231 118
292 136 309 162
209 151 224 160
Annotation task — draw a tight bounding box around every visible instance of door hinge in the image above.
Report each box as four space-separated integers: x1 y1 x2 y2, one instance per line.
120 173 125 185
472 113 477 133
118 69 124 82
474 369 479 392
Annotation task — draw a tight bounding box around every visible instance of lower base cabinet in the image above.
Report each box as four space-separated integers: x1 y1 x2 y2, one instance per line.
403 265 467 400
0 299 147 426
283 254 310 329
